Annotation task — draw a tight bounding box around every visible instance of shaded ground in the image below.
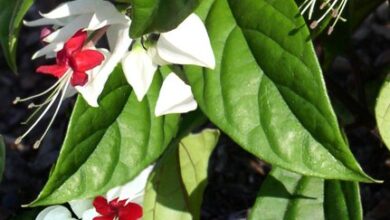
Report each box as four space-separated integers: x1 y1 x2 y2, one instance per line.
0 1 389 220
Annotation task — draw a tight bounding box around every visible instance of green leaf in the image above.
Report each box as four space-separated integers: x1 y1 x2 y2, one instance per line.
184 0 373 182
249 168 324 220
143 146 192 220
144 129 219 220
0 135 5 182
0 0 33 73
324 180 362 220
375 77 390 150
28 67 180 206
249 168 362 220
179 129 219 219
129 0 200 38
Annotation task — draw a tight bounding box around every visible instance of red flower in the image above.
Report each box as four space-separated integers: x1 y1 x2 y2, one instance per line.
36 30 105 87
93 196 143 220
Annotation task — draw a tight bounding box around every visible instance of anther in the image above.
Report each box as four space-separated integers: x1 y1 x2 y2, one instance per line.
15 137 22 145
13 97 20 104
33 141 41 149
310 21 319 29
327 27 334 35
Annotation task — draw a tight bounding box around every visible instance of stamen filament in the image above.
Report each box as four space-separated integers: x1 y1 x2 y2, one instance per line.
315 0 339 24
328 0 347 34
15 72 72 145
299 0 349 33
34 75 71 149
13 75 68 104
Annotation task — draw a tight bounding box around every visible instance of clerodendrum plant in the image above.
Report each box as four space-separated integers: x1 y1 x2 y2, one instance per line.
0 0 387 219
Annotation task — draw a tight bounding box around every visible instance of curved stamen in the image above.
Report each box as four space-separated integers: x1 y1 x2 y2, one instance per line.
15 72 72 146
34 75 71 149
13 74 68 104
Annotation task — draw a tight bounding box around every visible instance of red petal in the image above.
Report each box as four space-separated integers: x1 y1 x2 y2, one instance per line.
64 30 87 56
109 198 126 209
36 64 68 78
118 203 143 220
56 49 68 66
93 216 115 220
71 71 89 87
70 50 104 72
93 196 115 216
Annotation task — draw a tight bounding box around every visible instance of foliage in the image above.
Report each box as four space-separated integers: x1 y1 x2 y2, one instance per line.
0 0 33 73
2 0 389 219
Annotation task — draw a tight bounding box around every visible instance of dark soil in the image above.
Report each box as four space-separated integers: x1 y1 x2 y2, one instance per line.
0 1 389 220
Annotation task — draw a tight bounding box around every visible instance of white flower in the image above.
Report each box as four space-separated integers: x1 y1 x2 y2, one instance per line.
24 0 132 107
36 206 77 220
153 13 215 69
155 73 197 116
121 13 214 116
16 0 131 148
35 166 154 220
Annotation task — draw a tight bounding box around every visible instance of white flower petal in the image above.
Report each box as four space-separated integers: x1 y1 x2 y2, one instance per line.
40 0 101 19
118 165 154 202
43 14 93 43
106 186 121 201
32 42 64 59
81 208 100 220
122 47 158 101
36 205 74 220
24 17 65 27
157 13 215 69
84 5 130 31
155 73 197 116
76 24 131 107
64 86 77 99
75 48 110 107
147 45 169 66
69 199 93 219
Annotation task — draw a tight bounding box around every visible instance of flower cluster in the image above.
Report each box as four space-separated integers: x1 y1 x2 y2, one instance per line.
299 0 348 35
16 0 215 147
36 166 153 220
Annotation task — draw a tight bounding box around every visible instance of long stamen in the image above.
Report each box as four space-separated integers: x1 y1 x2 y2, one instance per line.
313 0 339 26
15 72 71 146
328 0 347 34
34 75 71 149
15 91 60 145
300 0 348 33
301 1 315 19
13 75 68 104
28 83 64 109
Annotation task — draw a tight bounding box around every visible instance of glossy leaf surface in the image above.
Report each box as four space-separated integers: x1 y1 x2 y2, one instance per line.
0 0 33 72
375 78 390 150
29 67 180 206
184 0 372 181
144 129 219 220
249 168 362 220
130 0 200 38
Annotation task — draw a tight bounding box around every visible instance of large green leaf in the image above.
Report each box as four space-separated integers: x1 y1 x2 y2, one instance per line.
375 77 390 150
28 67 180 206
249 168 362 220
184 0 373 182
144 129 219 220
324 180 362 220
0 135 5 183
0 0 33 73
129 0 200 38
178 129 219 219
143 145 192 220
